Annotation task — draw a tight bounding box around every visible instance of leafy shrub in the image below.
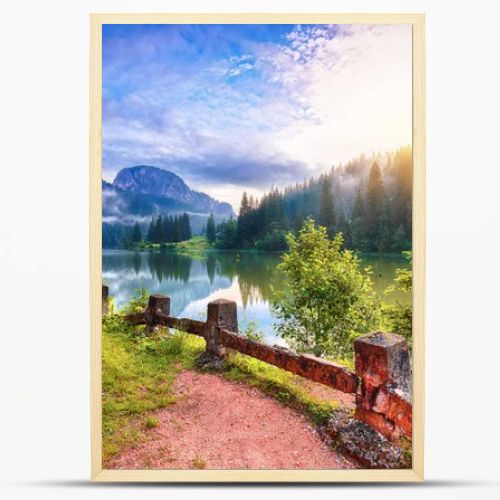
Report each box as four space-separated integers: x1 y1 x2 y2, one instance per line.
121 287 149 315
241 320 264 342
272 218 380 358
383 251 412 343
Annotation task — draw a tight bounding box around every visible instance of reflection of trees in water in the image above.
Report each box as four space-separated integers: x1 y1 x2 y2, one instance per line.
103 250 283 306
147 252 192 283
103 251 146 275
211 252 283 307
133 252 141 275
206 254 216 285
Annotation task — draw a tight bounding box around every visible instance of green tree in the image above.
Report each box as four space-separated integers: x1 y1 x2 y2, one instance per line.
132 222 142 243
147 218 155 242
293 209 304 233
162 215 173 243
215 218 238 249
383 251 412 342
255 222 288 251
353 186 365 219
154 215 165 243
206 213 216 244
391 224 409 252
366 162 387 252
239 191 251 216
392 146 412 244
350 186 367 250
182 213 192 240
237 191 258 247
172 216 182 242
336 210 351 248
272 218 380 358
319 176 335 236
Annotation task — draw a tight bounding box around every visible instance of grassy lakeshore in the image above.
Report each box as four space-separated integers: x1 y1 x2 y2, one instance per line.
134 235 210 254
130 235 286 256
126 235 410 259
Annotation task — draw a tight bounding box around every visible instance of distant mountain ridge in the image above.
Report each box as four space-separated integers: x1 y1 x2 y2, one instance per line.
113 166 233 216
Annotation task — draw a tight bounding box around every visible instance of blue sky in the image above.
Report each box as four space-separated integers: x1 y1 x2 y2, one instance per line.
102 23 412 209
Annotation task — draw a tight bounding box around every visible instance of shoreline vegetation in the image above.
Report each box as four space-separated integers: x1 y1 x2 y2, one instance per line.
124 234 409 259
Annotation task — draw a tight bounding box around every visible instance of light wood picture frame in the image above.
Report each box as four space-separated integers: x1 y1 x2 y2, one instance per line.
90 12 425 482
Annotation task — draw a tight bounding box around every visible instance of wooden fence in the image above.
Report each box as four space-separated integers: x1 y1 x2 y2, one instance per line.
102 285 412 443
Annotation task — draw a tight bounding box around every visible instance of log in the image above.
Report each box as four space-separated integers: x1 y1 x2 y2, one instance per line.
154 313 206 337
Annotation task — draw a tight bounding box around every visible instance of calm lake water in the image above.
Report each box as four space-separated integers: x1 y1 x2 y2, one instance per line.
103 250 410 345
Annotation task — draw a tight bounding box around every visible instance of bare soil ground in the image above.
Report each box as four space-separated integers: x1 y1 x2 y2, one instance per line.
107 370 357 470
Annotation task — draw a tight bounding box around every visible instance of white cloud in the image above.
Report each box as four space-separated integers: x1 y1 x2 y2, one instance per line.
267 24 412 172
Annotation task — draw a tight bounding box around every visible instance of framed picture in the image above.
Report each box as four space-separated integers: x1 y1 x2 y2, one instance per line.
90 13 425 482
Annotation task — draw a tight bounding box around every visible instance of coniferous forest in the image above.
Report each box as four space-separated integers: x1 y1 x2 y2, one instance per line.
109 212 192 249
145 213 192 245
214 146 412 253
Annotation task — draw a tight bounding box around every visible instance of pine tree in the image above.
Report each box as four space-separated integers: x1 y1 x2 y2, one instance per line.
154 215 165 243
147 218 155 242
392 146 412 245
239 191 251 216
353 187 365 219
184 213 191 240
131 222 142 244
206 213 216 244
294 209 304 233
350 186 367 251
391 224 409 252
319 176 335 236
337 210 351 248
237 192 254 246
163 216 172 243
366 162 387 252
167 216 175 242
173 216 182 242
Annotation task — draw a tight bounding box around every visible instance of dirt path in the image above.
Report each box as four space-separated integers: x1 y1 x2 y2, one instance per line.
107 370 357 470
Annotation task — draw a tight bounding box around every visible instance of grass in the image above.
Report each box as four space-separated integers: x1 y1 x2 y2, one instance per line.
224 352 341 425
144 416 159 429
132 236 286 255
102 314 204 463
103 303 350 462
135 236 211 254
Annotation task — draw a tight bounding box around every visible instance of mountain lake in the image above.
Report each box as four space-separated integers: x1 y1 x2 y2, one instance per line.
103 250 411 346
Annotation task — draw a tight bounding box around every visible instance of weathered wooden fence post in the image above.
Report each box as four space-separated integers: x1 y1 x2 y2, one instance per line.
353 332 412 442
144 294 170 335
102 284 109 316
205 299 238 357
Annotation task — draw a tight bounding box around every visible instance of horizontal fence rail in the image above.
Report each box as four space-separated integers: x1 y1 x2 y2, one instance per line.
102 285 412 442
218 328 359 393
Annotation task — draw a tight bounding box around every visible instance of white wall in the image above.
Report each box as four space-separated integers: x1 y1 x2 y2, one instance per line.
1 1 499 499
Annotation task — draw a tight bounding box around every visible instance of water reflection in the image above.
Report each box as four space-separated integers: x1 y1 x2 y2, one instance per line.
102 250 409 345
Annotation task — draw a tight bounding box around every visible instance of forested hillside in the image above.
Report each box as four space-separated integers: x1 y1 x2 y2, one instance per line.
215 146 412 253
102 166 234 248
